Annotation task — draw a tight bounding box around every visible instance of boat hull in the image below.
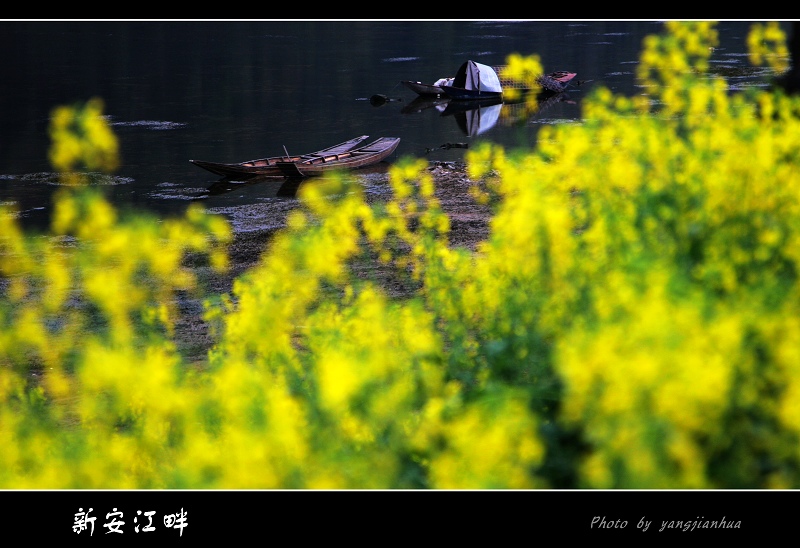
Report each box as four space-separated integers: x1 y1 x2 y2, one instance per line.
276 137 401 176
401 80 445 96
190 135 369 179
190 135 399 180
189 158 296 178
438 86 503 101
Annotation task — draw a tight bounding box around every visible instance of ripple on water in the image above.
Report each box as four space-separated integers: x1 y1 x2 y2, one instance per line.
384 56 419 63
147 181 209 201
110 120 188 131
0 172 134 186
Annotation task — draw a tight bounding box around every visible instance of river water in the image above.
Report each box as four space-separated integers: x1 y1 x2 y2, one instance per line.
0 20 783 232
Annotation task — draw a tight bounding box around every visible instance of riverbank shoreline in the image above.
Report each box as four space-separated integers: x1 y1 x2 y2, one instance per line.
174 161 494 363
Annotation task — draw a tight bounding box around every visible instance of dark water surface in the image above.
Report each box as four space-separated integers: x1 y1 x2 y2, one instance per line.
0 20 782 232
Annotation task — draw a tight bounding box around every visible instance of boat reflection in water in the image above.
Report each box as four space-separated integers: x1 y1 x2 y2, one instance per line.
400 95 452 115
402 88 578 137
440 99 503 137
201 158 396 200
205 176 305 198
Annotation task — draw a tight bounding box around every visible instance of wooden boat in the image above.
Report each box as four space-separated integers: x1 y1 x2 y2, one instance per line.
533 71 577 93
401 81 444 96
190 134 379 179
274 137 401 177
403 64 578 99
400 77 453 97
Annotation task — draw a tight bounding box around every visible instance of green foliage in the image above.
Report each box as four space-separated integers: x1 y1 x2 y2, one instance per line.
1 21 798 488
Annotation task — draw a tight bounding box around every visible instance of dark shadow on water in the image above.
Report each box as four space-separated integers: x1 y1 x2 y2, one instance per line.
206 176 305 198
400 95 451 115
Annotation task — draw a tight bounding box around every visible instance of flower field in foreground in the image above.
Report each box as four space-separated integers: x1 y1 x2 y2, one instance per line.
1 22 798 488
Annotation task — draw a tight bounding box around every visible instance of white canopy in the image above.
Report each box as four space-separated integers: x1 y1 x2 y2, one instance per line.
452 60 503 95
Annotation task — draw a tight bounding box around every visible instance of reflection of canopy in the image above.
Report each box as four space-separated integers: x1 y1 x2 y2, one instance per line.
442 98 503 136
457 103 502 136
